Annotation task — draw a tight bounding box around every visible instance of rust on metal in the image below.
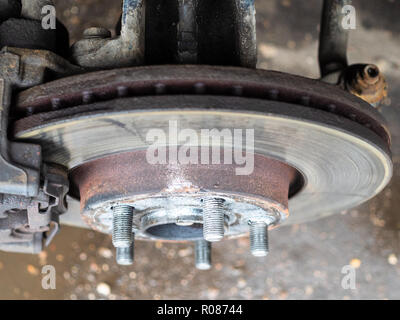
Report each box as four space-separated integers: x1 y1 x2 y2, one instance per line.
14 65 391 146
341 64 388 106
70 149 299 219
11 68 392 227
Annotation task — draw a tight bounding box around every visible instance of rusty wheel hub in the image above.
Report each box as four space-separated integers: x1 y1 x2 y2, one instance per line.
70 150 298 240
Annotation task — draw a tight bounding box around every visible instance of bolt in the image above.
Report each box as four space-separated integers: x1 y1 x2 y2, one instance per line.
83 27 111 39
112 205 135 265
116 244 134 265
249 221 269 257
202 197 225 242
195 240 212 270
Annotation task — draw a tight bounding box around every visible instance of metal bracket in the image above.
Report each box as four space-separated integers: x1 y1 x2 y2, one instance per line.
0 68 41 197
71 0 145 69
0 46 73 253
0 163 69 253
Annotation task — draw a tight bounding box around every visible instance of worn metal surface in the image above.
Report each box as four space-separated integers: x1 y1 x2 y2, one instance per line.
0 163 69 253
71 0 145 69
69 150 296 239
0 22 74 252
14 65 391 146
234 0 257 68
319 0 351 78
340 64 388 107
12 66 392 230
72 151 295 212
0 45 78 253
0 45 79 197
12 92 392 225
0 53 41 197
1 47 81 84
318 0 389 107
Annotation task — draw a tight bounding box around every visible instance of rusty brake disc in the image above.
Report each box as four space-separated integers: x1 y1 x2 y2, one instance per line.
11 65 392 239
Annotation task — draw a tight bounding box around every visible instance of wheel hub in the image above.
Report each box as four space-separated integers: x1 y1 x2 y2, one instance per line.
69 150 298 241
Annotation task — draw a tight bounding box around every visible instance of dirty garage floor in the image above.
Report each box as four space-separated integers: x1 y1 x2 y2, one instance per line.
0 0 399 300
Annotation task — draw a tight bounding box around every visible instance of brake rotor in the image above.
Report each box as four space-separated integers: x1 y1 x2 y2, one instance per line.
12 65 392 239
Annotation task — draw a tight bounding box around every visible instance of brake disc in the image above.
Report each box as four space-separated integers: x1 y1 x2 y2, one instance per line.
12 65 392 240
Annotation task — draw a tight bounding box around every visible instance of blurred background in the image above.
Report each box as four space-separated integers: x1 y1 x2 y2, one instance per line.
0 0 399 300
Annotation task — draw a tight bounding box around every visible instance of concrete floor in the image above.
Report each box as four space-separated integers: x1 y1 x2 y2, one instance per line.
0 0 399 300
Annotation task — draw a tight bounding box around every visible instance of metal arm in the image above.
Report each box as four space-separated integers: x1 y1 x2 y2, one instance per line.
319 0 351 78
